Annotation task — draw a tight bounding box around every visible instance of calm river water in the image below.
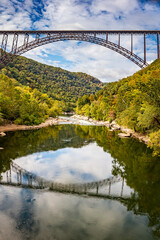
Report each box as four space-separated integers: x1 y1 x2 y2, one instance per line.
0 123 160 240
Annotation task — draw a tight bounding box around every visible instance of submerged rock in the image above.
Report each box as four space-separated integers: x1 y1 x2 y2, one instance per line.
118 133 131 138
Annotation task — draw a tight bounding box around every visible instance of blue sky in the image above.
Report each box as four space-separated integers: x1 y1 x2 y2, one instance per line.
0 0 160 82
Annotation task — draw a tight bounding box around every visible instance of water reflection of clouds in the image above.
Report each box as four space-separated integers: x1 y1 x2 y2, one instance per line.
0 186 153 240
0 186 23 240
15 143 113 183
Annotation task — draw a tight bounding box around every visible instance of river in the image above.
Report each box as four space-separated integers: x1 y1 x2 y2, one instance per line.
0 123 160 240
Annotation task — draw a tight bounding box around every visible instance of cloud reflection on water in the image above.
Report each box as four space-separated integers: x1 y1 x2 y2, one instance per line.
0 186 153 240
15 142 113 183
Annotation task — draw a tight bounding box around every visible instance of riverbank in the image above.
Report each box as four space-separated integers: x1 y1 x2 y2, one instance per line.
0 115 150 145
0 117 68 133
71 115 150 145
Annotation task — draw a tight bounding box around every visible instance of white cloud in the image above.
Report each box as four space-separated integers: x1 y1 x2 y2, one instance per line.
90 0 139 15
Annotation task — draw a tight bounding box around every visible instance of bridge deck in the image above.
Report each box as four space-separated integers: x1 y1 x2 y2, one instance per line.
0 30 160 34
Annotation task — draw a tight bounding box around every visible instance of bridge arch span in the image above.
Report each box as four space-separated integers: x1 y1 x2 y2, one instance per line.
1 161 122 195
16 33 148 68
0 32 149 68
0 161 129 199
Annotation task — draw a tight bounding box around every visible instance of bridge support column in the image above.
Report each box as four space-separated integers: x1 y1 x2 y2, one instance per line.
96 184 99 195
36 33 40 42
121 178 124 197
157 32 160 59
108 182 111 195
144 33 146 64
6 171 9 183
47 33 51 40
0 33 8 58
118 33 120 46
131 33 133 55
17 171 20 184
24 33 29 47
28 175 32 186
19 171 22 184
11 33 19 54
30 176 32 186
106 32 108 43
9 167 11 183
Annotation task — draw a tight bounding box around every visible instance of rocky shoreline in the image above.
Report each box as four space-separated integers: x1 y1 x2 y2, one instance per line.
71 115 150 145
0 115 150 145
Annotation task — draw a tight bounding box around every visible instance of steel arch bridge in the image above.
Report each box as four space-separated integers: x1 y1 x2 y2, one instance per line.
0 30 160 68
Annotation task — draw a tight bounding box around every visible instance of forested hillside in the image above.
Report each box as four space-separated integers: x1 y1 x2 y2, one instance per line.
76 59 160 155
1 54 103 106
0 74 64 125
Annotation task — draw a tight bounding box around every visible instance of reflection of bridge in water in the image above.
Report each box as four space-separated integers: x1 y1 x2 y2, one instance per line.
0 161 128 199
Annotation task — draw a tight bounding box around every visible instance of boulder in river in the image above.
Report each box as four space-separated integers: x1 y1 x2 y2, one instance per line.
112 125 121 130
0 132 6 137
118 133 131 138
104 121 110 128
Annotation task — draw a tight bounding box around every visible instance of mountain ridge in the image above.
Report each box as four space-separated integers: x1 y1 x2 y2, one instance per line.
1 54 103 107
